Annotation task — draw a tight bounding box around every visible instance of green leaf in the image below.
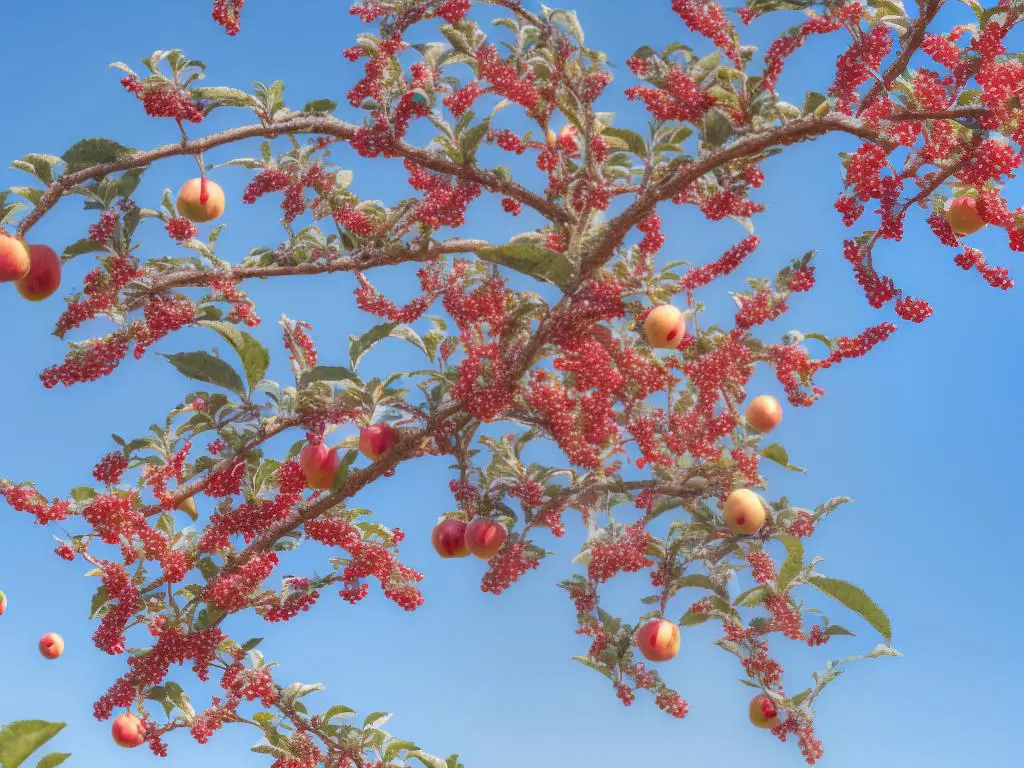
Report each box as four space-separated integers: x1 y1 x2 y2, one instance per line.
760 443 806 472
162 352 245 395
322 705 355 723
191 86 253 107
0 721 65 768
303 99 338 113
460 119 490 162
89 585 109 619
198 321 269 391
349 322 403 369
808 576 891 643
62 139 133 175
679 610 714 627
776 535 803 590
601 127 646 155
410 752 449 768
826 624 854 637
802 91 828 116
363 711 391 729
475 243 575 288
733 585 768 607
34 754 69 768
702 109 731 147
299 366 360 388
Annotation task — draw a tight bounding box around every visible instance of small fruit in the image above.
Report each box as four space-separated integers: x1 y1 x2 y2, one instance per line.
635 618 681 662
111 713 145 748
177 178 225 223
0 590 7 616
15 244 61 301
39 632 64 659
745 395 783 433
176 497 198 521
431 519 470 558
643 305 688 349
724 489 766 535
298 442 341 490
546 128 558 149
0 235 30 282
464 518 507 559
945 196 984 236
359 424 398 461
749 694 782 729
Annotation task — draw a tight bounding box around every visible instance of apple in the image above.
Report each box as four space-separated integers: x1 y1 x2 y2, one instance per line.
749 694 782 729
944 196 984 236
635 618 681 662
464 518 507 559
0 590 7 616
111 712 145 748
298 442 341 490
15 244 61 301
39 632 64 659
724 489 767 535
359 423 398 461
643 305 688 349
431 519 470 558
745 395 783 433
0 234 30 282
177 178 225 223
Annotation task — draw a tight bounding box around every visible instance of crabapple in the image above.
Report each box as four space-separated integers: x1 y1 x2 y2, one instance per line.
643 305 688 349
745 395 783 433
298 442 341 490
15 244 61 301
0 234 30 282
749 694 782 729
0 590 6 616
944 196 984 236
359 423 397 461
431 519 470 558
177 178 225 223
39 632 64 659
464 518 507 559
112 713 145 748
724 489 767 535
635 618 681 662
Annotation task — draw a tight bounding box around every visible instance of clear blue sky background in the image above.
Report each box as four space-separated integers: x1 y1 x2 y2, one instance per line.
0 1 1019 766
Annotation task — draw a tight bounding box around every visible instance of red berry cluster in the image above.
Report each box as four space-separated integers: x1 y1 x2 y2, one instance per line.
212 0 245 35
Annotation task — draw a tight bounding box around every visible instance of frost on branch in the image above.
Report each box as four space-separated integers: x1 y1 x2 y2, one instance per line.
2 0 1022 765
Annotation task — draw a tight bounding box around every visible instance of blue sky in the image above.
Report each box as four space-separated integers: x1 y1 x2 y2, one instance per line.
0 1 1020 766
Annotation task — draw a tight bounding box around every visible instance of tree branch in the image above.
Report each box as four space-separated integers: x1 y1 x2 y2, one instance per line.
16 115 571 238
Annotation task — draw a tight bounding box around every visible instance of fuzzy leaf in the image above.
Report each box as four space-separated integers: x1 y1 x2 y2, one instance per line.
761 443 806 472
299 366 360 388
475 243 574 288
808 576 891 643
162 352 245 395
777 535 803 590
35 753 70 768
199 321 269 391
0 721 65 768
62 139 133 175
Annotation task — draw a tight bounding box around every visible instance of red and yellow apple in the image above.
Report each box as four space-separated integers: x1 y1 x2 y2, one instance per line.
177 178 225 223
15 244 61 301
724 489 767 535
635 618 681 662
945 196 984 236
359 423 397 461
643 305 687 349
749 694 782 729
0 234 30 282
464 518 507 559
431 519 470 558
39 632 64 659
111 712 145 748
0 590 7 616
298 442 340 490
745 395 783 433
